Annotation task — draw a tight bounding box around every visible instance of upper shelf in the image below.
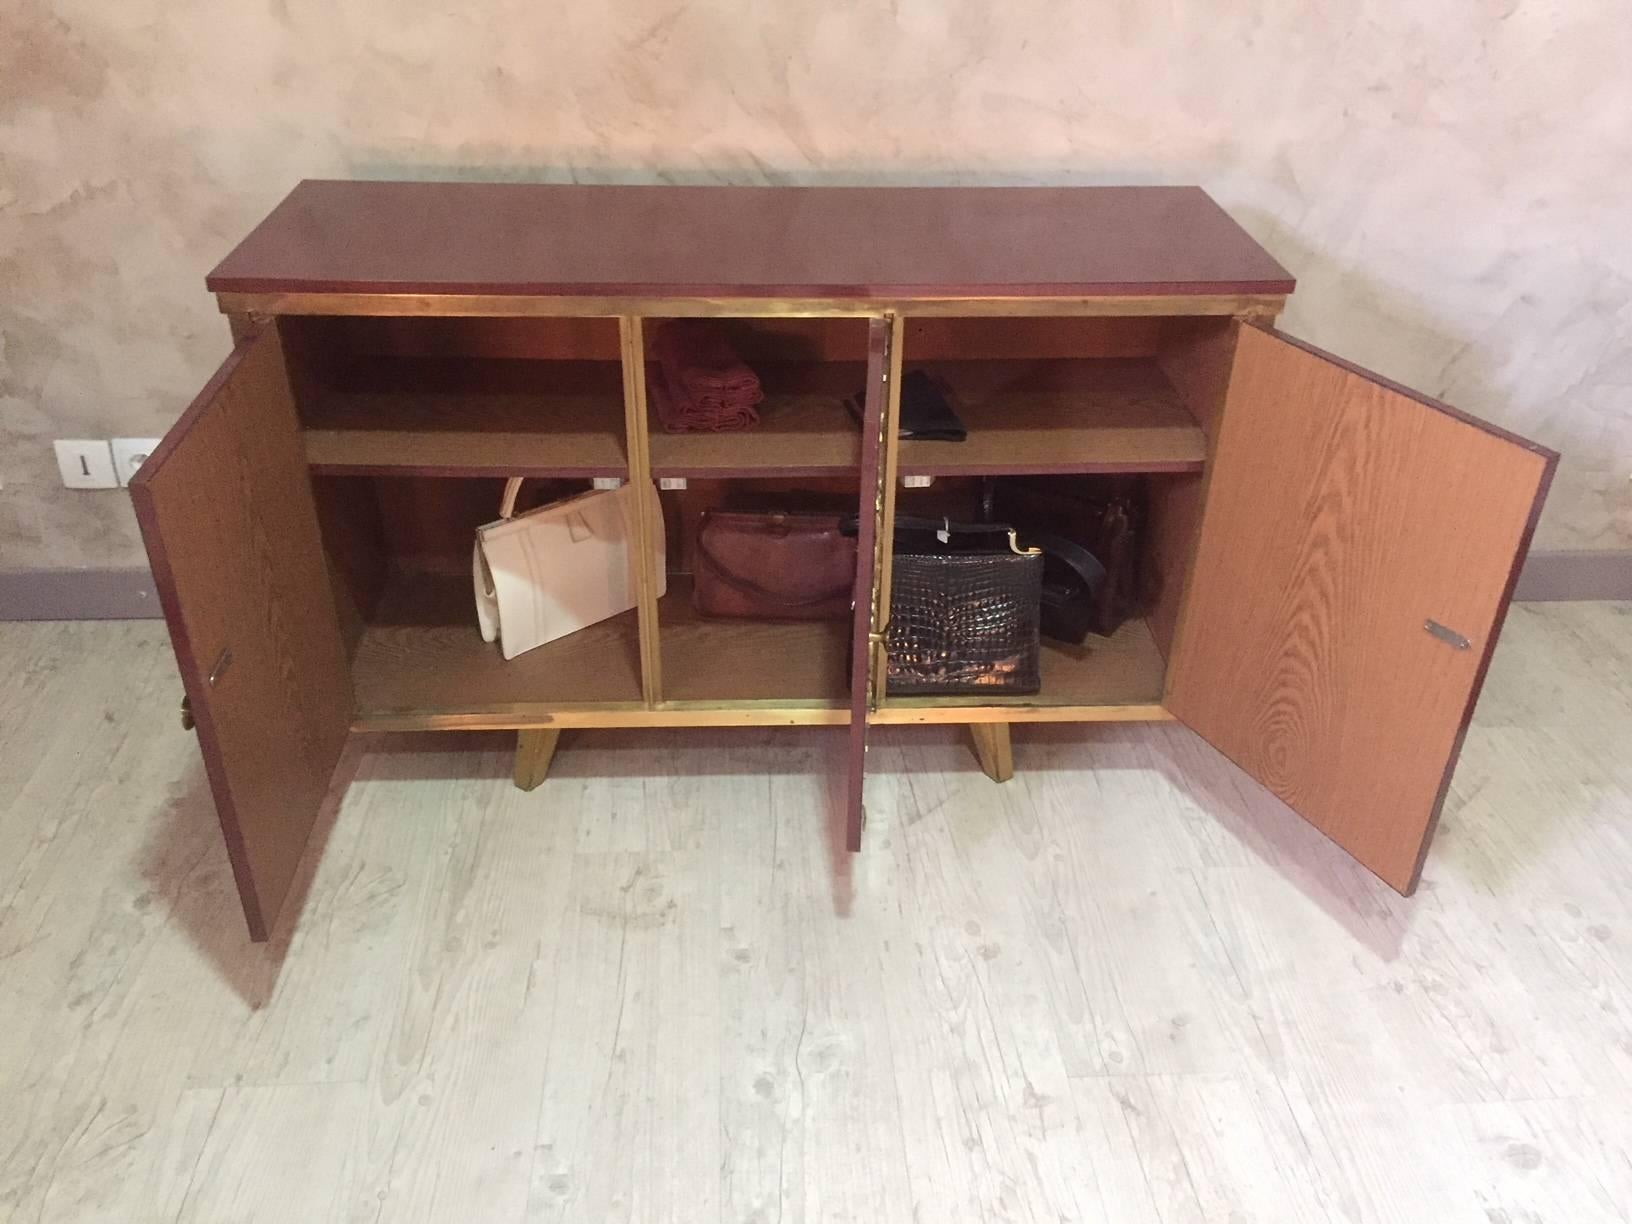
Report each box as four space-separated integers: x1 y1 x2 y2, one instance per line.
897 359 1206 477
648 395 859 478
207 181 1296 303
646 360 863 479
302 358 627 477
298 355 1204 479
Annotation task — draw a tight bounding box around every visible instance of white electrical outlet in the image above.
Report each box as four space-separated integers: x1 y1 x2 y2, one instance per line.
591 476 624 491
659 477 688 491
902 474 935 488
54 440 118 489
111 438 163 487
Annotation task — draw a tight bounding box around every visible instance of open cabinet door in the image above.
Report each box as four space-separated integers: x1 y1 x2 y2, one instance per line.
131 325 353 940
844 316 897 850
1166 324 1556 893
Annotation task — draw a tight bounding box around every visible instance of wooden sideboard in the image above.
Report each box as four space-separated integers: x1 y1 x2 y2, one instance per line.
131 181 1556 940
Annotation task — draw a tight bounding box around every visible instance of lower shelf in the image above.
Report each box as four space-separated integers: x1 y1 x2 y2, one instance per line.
657 576 851 706
347 577 1170 730
350 574 644 727
876 616 1169 723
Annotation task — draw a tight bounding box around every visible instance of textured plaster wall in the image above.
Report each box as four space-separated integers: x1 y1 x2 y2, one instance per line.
3 0 1629 571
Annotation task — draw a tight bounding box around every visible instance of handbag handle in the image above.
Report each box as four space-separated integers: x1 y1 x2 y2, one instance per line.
839 512 1040 557
499 477 525 520
497 481 599 542
891 515 1041 557
892 514 1010 536
1030 532 1107 593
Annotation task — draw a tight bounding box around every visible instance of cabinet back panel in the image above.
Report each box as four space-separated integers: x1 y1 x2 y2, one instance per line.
312 477 597 583
310 475 388 654
296 314 1166 364
905 316 1163 360
318 315 623 361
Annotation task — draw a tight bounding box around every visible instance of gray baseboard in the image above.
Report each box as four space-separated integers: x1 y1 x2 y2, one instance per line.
1511 549 1632 602
1 549 1629 621
0 568 162 620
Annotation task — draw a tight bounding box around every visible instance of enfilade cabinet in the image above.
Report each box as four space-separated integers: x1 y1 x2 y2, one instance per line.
132 181 1555 940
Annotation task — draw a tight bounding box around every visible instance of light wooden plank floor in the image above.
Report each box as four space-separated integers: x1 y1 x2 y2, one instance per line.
2 602 1630 1223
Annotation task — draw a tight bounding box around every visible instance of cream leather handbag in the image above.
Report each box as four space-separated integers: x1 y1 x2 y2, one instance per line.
473 479 664 660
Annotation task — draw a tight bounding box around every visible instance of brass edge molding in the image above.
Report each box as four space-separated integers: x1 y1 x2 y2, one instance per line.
215 292 1290 320
869 704 1176 725
352 707 854 731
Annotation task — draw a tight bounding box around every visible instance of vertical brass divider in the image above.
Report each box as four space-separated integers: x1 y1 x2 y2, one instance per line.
619 316 664 706
869 313 908 708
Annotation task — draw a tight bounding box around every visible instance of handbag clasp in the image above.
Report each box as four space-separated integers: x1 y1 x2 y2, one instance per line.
1007 530 1042 557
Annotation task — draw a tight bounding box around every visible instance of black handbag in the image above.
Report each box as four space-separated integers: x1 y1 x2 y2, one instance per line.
1025 532 1109 646
885 516 1043 696
983 477 1147 642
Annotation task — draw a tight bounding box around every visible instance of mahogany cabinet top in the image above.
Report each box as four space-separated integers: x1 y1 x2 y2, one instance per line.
206 181 1295 301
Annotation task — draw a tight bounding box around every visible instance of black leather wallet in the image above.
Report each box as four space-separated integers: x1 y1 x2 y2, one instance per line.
847 369 968 441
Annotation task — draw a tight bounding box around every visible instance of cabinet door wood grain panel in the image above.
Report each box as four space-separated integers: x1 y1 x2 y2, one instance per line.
131 326 354 939
1167 324 1555 893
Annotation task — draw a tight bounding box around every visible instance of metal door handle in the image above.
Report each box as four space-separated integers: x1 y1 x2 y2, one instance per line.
208 646 233 686
1424 620 1471 650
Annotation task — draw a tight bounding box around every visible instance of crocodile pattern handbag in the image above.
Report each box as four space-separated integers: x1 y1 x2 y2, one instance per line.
886 517 1043 696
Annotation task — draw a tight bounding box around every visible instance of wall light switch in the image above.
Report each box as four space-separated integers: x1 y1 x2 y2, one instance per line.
54 440 118 489
111 437 163 487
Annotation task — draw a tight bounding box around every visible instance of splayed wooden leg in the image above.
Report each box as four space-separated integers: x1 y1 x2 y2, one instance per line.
514 728 562 792
966 721 1014 783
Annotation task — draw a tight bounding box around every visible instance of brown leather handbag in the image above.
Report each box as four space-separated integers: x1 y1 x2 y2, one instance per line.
693 510 856 620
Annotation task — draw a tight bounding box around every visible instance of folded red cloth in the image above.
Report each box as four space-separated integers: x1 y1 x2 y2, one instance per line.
652 321 763 432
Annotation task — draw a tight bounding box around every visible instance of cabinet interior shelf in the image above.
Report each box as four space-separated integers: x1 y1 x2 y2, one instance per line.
348 571 1166 729
656 576 851 705
351 572 644 727
300 356 1203 481
303 358 628 477
648 394 861 479
898 359 1206 477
